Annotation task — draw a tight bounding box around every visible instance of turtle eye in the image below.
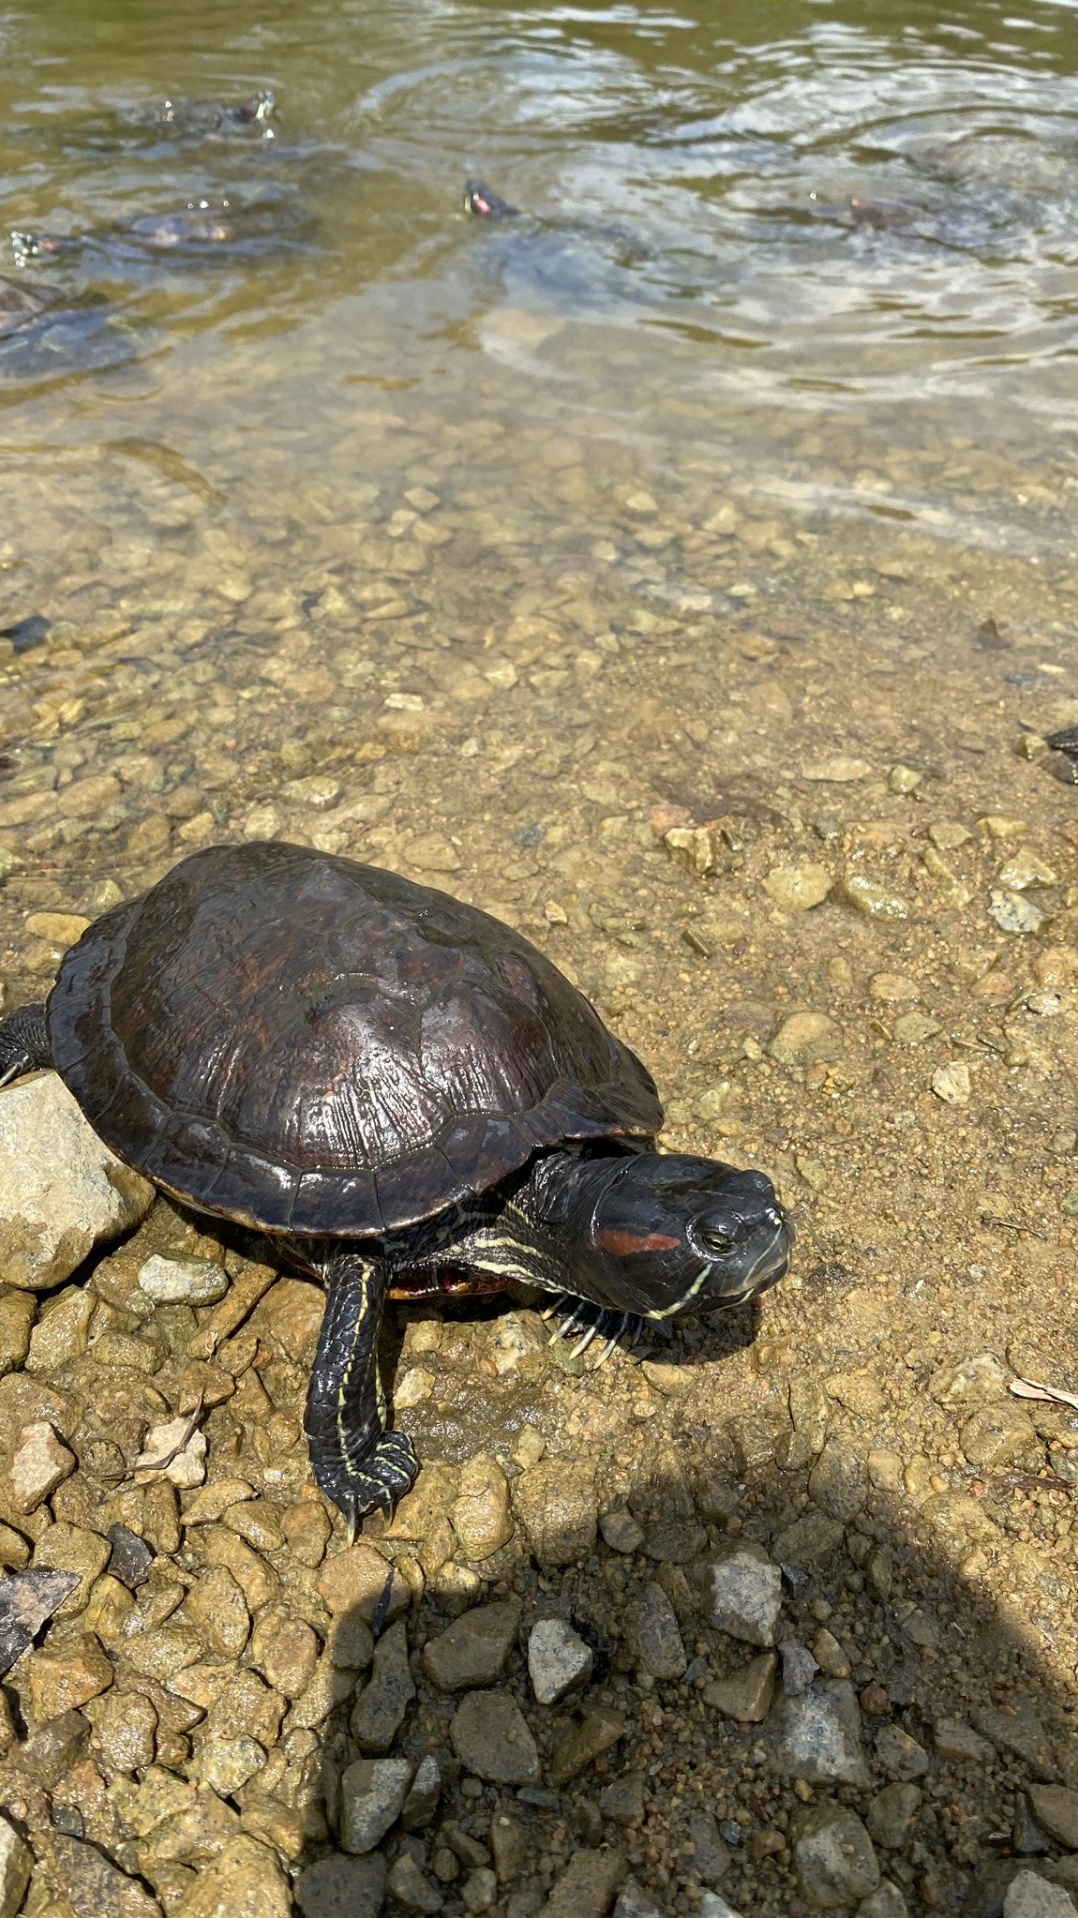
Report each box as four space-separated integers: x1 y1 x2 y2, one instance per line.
700 1228 735 1255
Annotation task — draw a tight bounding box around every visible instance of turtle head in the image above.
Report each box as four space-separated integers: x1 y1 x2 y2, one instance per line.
464 179 517 219
571 1151 793 1320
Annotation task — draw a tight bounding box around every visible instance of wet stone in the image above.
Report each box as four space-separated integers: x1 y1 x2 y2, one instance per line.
703 1651 777 1723
34 1828 163 1918
763 864 833 911
423 1599 522 1692
781 1643 820 1697
27 1628 114 1720
599 1508 644 1554
623 1580 686 1680
772 1679 872 1787
339 1756 412 1854
551 1706 625 1787
528 1616 594 1704
294 1850 387 1918
450 1691 540 1786
166 1833 291 1918
1004 1872 1078 1918
401 1752 443 1830
90 1689 158 1774
707 1544 783 1647
688 1810 732 1885
33 1521 111 1614
793 1804 880 1909
183 1566 249 1658
351 1616 415 1754
769 1012 841 1067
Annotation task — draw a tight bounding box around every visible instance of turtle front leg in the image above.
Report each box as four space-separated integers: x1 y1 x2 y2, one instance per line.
0 1004 51 1088
303 1250 418 1527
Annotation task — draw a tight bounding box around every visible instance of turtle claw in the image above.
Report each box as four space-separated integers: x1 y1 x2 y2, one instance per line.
545 1295 644 1365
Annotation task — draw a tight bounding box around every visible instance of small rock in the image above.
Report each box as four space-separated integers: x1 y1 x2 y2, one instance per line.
27 1628 113 1721
703 1651 776 1723
401 1753 443 1830
34 1828 162 1917
450 1453 513 1561
866 1783 922 1849
961 1401 1037 1468
339 1756 412 1853
190 1734 266 1797
780 1643 819 1697
351 1617 415 1754
91 1690 158 1774
423 1600 521 1693
165 1833 290 1918
551 1706 625 1787
387 1852 444 1914
25 1285 93 1370
0 1073 153 1289
407 834 460 873
793 1804 880 1907
295 1851 387 1918
0 1567 77 1672
613 1884 662 1918
317 1542 409 1623
450 1692 540 1786
875 1724 929 1780
599 1508 644 1554
699 1897 745 1918
184 1566 249 1658
688 1809 732 1885
998 851 1057 890
840 875 910 921
537 1846 626 1918
706 1544 783 1647
461 1865 497 1913
599 1773 645 1828
989 888 1045 935
888 765 921 794
249 1609 320 1700
768 1013 841 1068
1004 1871 1078 1918
934 1718 994 1762
8 1418 76 1513
134 1414 207 1488
640 1360 693 1397
773 1678 872 1786
528 1617 594 1704
490 1809 529 1882
857 1884 909 1918
929 1351 1009 1405
1027 1785 1078 1850
973 1701 1054 1774
893 1012 942 1046
513 1460 597 1566
107 1525 154 1590
762 865 833 911
137 1254 229 1305
932 1062 971 1106
623 1582 686 1680
808 1443 868 1522
0 1813 32 1918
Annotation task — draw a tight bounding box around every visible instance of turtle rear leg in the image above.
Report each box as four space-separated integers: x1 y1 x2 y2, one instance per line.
303 1250 418 1529
0 1004 50 1088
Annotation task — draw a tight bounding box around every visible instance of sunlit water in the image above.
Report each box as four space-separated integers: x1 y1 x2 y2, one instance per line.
0 0 1075 945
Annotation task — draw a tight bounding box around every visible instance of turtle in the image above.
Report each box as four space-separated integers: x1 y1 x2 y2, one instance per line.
1043 725 1078 785
12 194 311 268
0 841 793 1524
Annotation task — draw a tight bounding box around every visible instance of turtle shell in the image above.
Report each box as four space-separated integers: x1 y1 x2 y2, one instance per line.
47 841 661 1237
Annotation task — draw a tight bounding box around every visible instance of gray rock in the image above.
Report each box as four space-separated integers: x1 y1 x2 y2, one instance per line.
460 1865 497 1912
866 1783 922 1849
781 1642 820 1697
339 1757 412 1854
0 1813 31 1918
1004 1871 1078 1918
423 1600 521 1692
613 1884 664 1918
707 1545 782 1647
1028 1785 1078 1850
450 1691 540 1785
513 1460 597 1566
0 1073 153 1290
600 1772 645 1827
772 1679 871 1787
0 1567 80 1674
874 1724 929 1780
600 1507 645 1554
401 1752 443 1830
857 1884 909 1918
793 1805 880 1907
689 1810 731 1886
387 1852 444 1914
137 1253 229 1305
699 1896 746 1918
623 1582 686 1680
295 1850 387 1917
351 1617 415 1754
528 1617 594 1704
8 1418 75 1513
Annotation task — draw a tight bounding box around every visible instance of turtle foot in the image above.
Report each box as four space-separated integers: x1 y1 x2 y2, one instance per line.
0 1004 50 1088
315 1428 419 1526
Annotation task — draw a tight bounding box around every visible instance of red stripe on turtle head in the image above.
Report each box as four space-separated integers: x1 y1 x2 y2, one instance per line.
595 1228 681 1258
